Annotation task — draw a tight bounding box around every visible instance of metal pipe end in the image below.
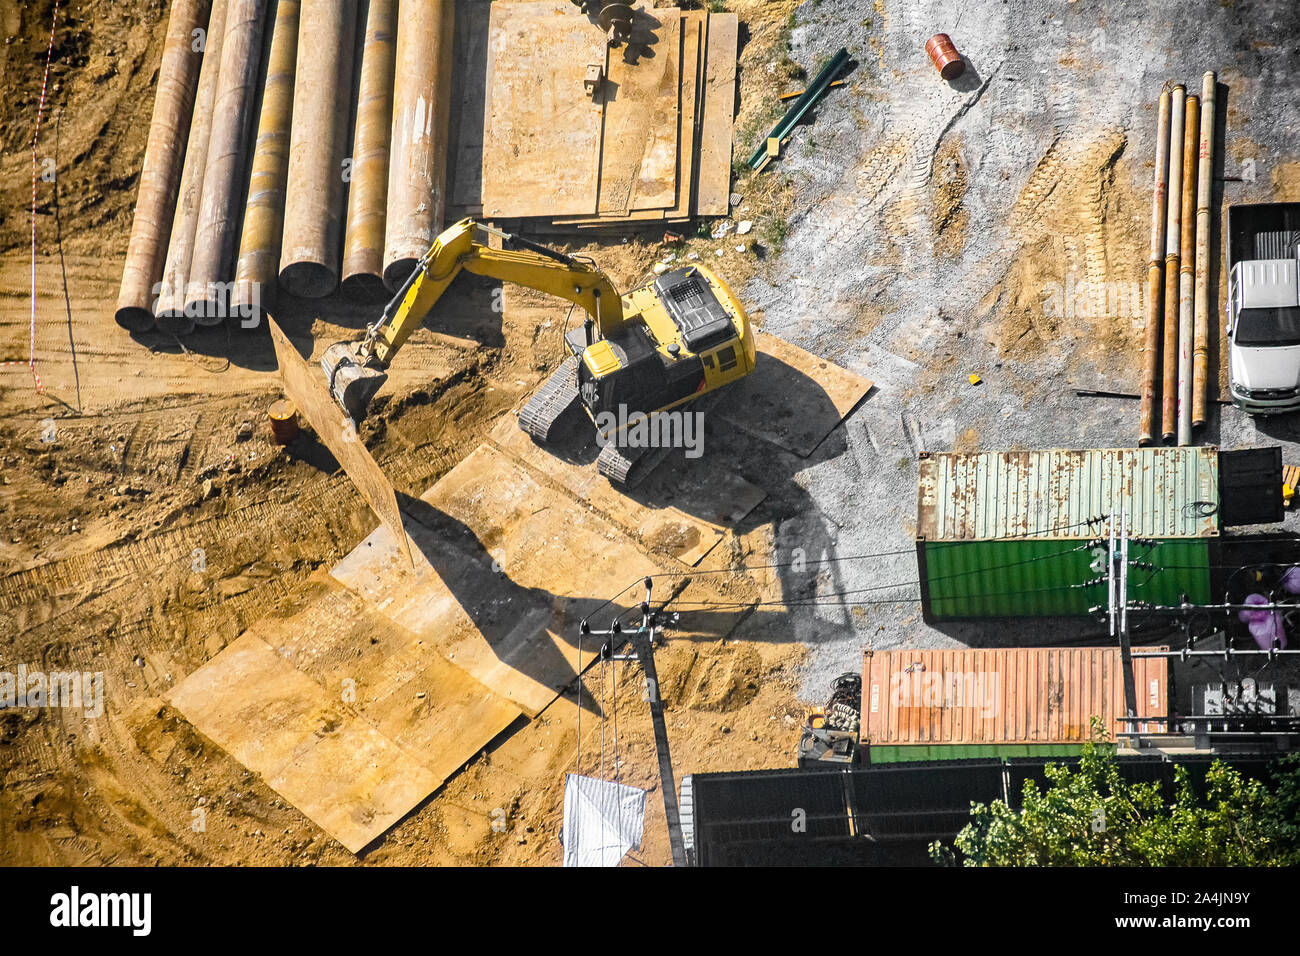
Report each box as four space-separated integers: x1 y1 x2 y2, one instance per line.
341 272 392 304
382 258 420 294
115 306 158 332
279 262 338 299
154 310 197 337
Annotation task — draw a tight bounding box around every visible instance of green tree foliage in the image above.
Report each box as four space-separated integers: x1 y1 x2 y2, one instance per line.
930 723 1300 867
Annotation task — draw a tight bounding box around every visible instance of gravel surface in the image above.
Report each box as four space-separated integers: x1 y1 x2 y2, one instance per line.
730 0 1300 696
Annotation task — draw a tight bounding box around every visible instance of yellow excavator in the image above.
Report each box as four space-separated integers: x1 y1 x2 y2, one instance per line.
321 218 756 486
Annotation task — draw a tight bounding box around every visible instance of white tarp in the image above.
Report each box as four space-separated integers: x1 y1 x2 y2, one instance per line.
561 773 647 867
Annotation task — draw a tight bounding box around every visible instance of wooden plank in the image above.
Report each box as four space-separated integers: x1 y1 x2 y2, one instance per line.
328 444 664 715
249 575 523 785
630 9 688 212
447 0 492 208
480 2 607 218
168 633 441 854
596 8 681 216
268 317 413 567
489 411 765 567
712 332 875 458
696 12 737 216
554 10 704 227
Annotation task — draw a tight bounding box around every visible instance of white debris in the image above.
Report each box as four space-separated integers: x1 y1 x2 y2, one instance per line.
653 261 672 275
737 220 753 235
715 248 725 257
711 220 734 239
687 252 700 261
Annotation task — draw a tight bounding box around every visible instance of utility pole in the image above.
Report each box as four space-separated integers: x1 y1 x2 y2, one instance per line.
581 577 688 867
1117 506 1138 729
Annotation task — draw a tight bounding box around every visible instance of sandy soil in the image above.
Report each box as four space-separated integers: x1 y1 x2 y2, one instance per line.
0 0 811 867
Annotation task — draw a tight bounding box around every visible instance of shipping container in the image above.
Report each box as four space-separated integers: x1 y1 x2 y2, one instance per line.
860 647 1169 763
917 447 1218 619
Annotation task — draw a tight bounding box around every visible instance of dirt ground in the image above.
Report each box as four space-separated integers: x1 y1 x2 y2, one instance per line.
0 0 815 867
4 0 1299 867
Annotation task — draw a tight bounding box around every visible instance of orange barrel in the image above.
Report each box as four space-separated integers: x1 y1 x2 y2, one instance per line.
925 33 965 80
268 399 300 445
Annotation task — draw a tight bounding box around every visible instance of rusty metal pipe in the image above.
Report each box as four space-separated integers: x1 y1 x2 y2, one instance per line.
1192 72 1217 428
1139 86 1171 447
185 0 268 325
279 0 360 298
1177 94 1199 446
1161 85 1185 444
154 0 229 335
383 0 455 292
341 0 398 303
232 0 301 326
115 0 212 331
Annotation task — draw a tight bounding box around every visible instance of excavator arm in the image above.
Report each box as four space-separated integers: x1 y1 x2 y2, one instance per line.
323 218 624 421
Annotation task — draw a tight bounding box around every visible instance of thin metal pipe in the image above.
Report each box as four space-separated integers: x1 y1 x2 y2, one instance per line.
155 0 230 334
232 0 301 326
186 0 268 325
1139 86 1171 447
115 0 212 331
341 0 398 303
279 0 359 298
1161 85 1185 444
382 0 455 291
1192 71 1217 428
1177 94 1199 446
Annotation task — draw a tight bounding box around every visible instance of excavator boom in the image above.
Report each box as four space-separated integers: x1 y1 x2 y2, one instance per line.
323 218 624 422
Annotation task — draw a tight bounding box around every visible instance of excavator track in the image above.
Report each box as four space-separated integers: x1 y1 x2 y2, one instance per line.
518 356 582 443
596 435 673 489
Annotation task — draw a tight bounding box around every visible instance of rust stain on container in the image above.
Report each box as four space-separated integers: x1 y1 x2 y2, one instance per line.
924 33 964 81
268 398 299 445
861 647 1169 749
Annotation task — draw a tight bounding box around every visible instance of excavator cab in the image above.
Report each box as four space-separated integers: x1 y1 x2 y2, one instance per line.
570 266 756 428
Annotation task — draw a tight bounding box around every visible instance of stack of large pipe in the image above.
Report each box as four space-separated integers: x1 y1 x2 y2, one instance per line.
186 0 269 323
116 0 456 334
115 0 213 331
341 0 399 302
1138 87 1171 447
278 0 359 298
1139 74 1218 447
155 0 230 334
1176 94 1199 448
1160 85 1185 445
1192 72 1217 428
232 0 302 325
383 0 456 292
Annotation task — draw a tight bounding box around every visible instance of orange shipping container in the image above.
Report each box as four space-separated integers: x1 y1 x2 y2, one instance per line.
861 647 1168 761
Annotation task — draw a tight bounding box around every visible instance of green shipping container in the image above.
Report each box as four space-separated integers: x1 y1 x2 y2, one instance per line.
916 448 1218 619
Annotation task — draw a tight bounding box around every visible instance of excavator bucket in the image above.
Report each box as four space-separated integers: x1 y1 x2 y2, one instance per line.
321 340 390 423
268 318 413 567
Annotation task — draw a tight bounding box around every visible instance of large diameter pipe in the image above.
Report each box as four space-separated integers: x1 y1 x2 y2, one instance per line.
341 0 398 303
279 0 360 298
382 0 455 292
232 0 301 325
1161 85 1185 444
185 0 269 325
155 0 230 335
115 0 212 331
1192 71 1217 428
1139 86 1172 447
1177 94 1199 447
